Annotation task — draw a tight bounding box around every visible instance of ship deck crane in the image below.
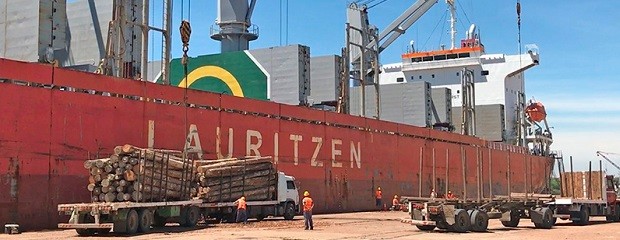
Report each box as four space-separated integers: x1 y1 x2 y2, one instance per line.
367 0 438 56
597 151 620 172
344 0 439 115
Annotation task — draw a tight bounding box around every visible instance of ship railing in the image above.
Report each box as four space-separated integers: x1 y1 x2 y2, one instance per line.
487 142 528 154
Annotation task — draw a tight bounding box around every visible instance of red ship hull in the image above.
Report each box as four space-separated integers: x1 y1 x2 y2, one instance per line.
0 58 554 230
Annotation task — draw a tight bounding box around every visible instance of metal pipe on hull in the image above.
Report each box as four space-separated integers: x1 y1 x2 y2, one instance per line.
141 0 149 81
445 149 449 197
432 148 436 192
418 147 423 197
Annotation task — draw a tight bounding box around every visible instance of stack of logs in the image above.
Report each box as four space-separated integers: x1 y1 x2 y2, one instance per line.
195 156 277 202
84 145 197 203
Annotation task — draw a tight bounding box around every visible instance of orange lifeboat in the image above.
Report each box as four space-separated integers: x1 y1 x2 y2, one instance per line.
526 102 546 122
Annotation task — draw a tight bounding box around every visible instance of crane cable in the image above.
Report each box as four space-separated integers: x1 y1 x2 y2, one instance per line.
368 0 390 9
517 0 522 54
180 0 193 198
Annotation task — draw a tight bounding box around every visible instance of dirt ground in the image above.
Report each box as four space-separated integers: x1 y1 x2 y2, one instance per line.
4 211 620 240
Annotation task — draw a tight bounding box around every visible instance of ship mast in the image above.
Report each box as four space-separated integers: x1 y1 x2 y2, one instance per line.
447 0 457 50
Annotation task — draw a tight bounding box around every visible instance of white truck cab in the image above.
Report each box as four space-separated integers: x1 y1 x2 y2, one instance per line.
277 172 299 205
202 171 300 222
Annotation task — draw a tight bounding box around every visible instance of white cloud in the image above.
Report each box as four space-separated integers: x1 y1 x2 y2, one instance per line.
551 131 620 172
549 115 620 124
542 96 620 113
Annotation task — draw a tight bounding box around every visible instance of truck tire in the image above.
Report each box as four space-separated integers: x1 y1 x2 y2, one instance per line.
606 205 620 222
416 225 436 231
75 228 96 236
436 221 449 229
182 206 200 227
138 209 152 233
153 214 167 227
283 202 295 220
126 209 140 234
449 209 471 233
533 207 554 229
75 214 97 236
469 210 489 232
500 209 520 228
574 206 590 225
96 228 111 235
256 214 265 221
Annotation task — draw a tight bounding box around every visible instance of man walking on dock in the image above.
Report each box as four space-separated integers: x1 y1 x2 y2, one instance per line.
302 191 314 230
375 187 383 209
235 196 247 224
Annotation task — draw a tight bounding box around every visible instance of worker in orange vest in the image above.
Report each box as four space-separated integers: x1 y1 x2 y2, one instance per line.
302 191 314 230
375 187 383 209
391 195 401 211
235 196 247 224
446 190 456 200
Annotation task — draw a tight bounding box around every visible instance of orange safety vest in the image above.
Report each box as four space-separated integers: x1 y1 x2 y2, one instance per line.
375 190 382 199
302 197 313 212
446 193 455 199
237 198 246 210
392 198 399 206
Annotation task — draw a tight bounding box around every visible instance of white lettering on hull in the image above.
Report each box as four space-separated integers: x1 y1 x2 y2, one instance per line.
351 141 361 169
311 137 324 167
290 134 302 165
149 120 361 168
246 130 262 156
331 139 343 168
185 124 203 159
148 120 155 150
216 127 233 158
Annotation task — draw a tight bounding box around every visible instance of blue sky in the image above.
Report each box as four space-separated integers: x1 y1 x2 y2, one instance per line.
155 0 619 171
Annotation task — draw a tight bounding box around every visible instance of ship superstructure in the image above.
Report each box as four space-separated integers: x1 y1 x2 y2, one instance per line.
376 1 541 145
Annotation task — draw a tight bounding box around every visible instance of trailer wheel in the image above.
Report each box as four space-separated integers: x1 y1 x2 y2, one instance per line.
533 207 554 229
469 210 489 232
182 207 200 227
436 221 449 230
126 209 140 234
153 214 167 227
449 209 471 233
75 214 97 236
283 202 295 220
138 209 152 233
224 213 237 223
574 206 590 225
500 210 520 228
416 225 436 231
256 214 265 221
75 228 96 236
96 228 111 235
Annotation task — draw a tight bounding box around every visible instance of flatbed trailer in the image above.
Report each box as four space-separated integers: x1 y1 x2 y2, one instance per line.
57 171 299 236
58 199 203 235
405 193 556 232
405 160 620 233
547 197 620 225
545 163 620 225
